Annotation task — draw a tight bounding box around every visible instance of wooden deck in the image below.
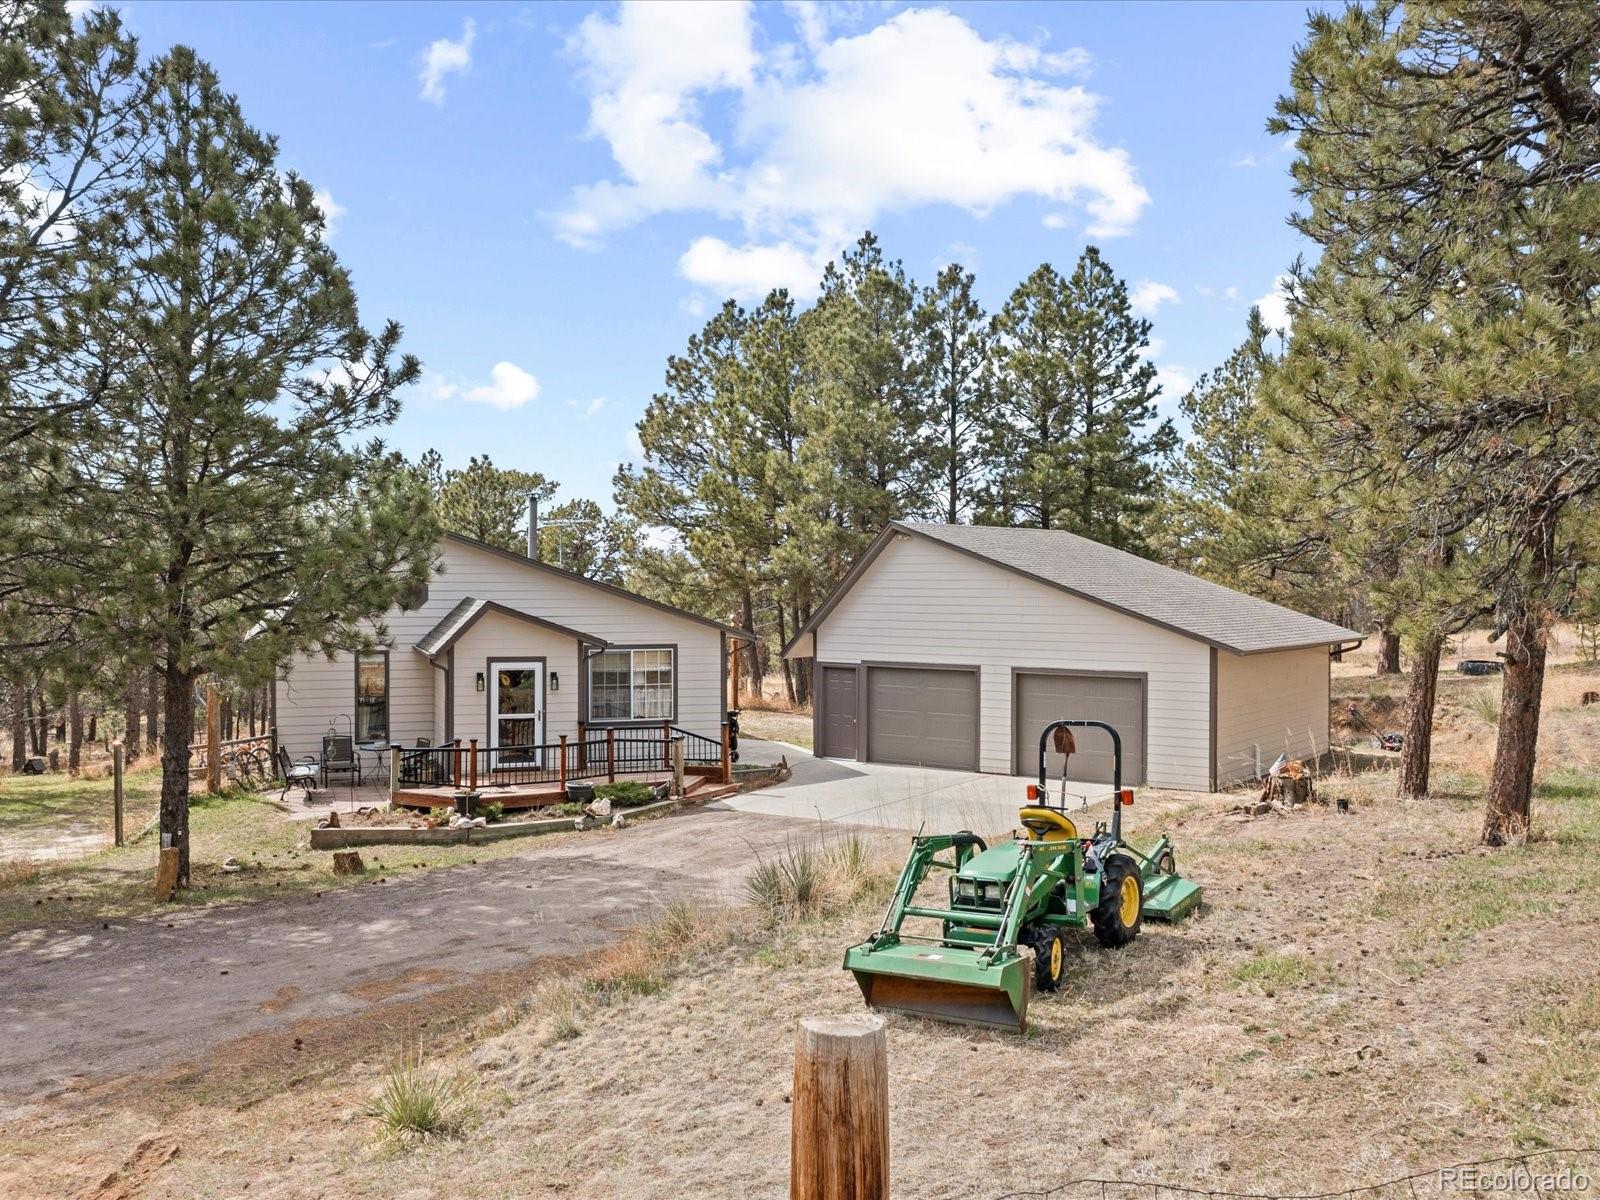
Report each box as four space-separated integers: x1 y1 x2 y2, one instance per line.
392 768 727 811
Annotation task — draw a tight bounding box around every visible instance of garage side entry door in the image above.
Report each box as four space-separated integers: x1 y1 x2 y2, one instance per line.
866 666 979 772
1014 672 1144 786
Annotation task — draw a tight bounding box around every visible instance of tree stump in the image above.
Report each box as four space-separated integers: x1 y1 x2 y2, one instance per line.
1260 769 1314 808
331 851 365 875
791 1014 888 1200
153 848 181 901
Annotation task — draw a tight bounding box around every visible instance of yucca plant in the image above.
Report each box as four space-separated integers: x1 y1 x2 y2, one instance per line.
367 1049 466 1144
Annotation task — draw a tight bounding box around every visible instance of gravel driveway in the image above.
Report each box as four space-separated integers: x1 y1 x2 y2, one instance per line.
0 806 826 1107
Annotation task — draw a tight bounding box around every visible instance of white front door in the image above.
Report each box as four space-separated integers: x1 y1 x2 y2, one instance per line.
491 661 545 765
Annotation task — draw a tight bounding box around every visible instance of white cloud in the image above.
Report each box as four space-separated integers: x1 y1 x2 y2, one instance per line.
464 361 541 410
1130 280 1179 318
560 3 1146 298
1255 273 1294 332
1155 363 1195 400
1224 285 1239 301
625 427 646 460
679 236 823 300
312 188 345 236
419 19 475 105
65 0 95 15
1231 152 1260 169
568 396 607 419
1041 212 1071 230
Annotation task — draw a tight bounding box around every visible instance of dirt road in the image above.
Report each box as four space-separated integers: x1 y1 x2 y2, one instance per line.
0 806 821 1106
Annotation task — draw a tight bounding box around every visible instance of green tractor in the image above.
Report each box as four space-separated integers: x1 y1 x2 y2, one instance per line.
843 719 1202 1032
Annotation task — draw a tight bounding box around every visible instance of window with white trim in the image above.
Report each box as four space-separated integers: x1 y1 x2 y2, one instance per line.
588 648 674 722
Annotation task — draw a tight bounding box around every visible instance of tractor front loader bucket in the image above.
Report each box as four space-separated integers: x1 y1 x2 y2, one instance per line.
844 940 1032 1033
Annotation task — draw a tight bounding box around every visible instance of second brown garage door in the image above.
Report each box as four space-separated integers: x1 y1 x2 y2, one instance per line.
866 666 979 771
1013 672 1145 785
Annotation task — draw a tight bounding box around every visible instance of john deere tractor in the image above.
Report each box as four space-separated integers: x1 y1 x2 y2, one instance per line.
843 719 1202 1032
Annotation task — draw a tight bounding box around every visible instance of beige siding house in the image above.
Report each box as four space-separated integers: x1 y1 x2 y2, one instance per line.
782 523 1358 792
276 533 744 765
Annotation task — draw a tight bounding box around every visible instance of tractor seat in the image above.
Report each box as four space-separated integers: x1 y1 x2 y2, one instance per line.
1019 806 1079 842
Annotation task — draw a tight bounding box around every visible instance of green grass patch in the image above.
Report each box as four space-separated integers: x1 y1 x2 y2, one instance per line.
1230 951 1311 991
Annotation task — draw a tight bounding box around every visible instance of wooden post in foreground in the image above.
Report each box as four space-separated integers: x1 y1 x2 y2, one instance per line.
154 847 180 901
606 728 616 783
388 744 401 804
671 737 685 797
791 1014 888 1200
558 734 568 792
204 679 222 794
721 722 733 785
468 738 479 791
452 738 462 790
112 741 125 847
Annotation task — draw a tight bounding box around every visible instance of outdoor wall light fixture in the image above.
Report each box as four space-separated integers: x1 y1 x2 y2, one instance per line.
475 671 485 693
549 671 560 691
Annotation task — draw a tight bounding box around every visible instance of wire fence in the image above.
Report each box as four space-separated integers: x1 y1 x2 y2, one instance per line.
989 1149 1599 1200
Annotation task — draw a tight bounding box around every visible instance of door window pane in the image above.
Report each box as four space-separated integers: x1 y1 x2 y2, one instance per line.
355 654 388 742
497 669 537 715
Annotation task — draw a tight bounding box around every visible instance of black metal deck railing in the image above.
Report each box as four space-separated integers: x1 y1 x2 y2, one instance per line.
393 722 730 791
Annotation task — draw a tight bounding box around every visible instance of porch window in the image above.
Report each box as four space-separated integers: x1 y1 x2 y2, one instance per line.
588 648 674 722
355 652 389 742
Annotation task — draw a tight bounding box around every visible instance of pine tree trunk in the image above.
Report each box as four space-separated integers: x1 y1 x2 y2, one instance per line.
1377 630 1401 675
146 668 160 752
87 712 97 743
776 603 797 705
67 692 83 773
1481 614 1545 845
159 663 198 886
125 681 142 758
30 687 46 756
1397 636 1442 798
9 683 25 770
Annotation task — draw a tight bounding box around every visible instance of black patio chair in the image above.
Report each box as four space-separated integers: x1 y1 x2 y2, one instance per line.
321 733 362 787
400 738 443 786
276 745 319 801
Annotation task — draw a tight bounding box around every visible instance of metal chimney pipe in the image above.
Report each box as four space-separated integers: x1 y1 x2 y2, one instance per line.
527 494 539 560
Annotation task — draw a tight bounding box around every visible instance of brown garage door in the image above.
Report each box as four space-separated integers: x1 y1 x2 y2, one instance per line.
1013 672 1144 785
866 667 979 771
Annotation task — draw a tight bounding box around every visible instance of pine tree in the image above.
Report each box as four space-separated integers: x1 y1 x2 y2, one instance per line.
428 454 556 552
913 264 991 523
977 248 1175 550
536 499 636 584
1272 1 1600 842
37 47 437 883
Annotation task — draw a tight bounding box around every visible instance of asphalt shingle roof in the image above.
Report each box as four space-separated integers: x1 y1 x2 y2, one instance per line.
901 522 1359 655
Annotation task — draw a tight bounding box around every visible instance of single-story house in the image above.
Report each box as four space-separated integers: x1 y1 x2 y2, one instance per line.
275 531 748 768
781 522 1360 791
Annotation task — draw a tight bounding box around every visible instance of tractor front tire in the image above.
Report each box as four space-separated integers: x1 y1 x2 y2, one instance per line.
1091 855 1143 948
1022 924 1065 992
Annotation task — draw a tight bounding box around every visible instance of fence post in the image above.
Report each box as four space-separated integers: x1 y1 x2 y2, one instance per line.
388 743 401 804
558 734 568 792
662 719 671 769
791 1014 888 1200
606 728 616 783
468 737 479 791
577 720 586 769
672 737 685 797
112 741 125 847
721 722 733 785
205 678 221 794
452 738 462 790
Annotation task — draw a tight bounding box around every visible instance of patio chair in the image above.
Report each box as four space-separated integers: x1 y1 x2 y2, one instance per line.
276 745 319 801
400 739 443 786
321 733 362 787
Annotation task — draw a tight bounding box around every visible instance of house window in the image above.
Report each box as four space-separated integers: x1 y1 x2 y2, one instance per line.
355 652 389 742
588 648 674 722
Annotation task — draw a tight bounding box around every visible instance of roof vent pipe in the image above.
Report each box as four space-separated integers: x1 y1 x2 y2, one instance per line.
527 494 539 560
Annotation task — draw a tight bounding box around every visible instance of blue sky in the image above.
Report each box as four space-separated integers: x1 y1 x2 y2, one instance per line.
109 0 1315 510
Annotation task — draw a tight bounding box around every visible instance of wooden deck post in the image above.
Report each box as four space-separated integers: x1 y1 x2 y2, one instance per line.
791 1014 888 1200
606 728 616 783
662 720 671 768
204 678 221 794
468 738 478 791
558 734 568 792
452 738 462 790
388 743 401 804
577 720 586 769
672 736 685 797
112 741 125 847
721 721 733 785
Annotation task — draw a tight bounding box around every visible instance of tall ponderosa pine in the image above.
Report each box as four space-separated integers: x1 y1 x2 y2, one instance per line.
41 48 437 883
421 452 556 552
978 248 1175 550
1272 1 1600 842
913 264 991 523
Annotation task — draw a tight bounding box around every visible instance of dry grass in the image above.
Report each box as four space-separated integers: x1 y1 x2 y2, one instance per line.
11 662 1600 1199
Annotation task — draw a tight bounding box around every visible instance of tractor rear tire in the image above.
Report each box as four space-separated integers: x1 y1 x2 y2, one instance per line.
1022 924 1065 992
1091 855 1143 948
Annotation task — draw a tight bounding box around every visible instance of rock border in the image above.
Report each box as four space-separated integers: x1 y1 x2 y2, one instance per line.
308 793 714 850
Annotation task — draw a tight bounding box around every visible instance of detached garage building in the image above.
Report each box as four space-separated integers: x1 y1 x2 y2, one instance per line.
782 523 1359 791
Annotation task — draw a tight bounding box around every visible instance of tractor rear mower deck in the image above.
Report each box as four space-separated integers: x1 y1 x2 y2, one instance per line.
844 719 1202 1033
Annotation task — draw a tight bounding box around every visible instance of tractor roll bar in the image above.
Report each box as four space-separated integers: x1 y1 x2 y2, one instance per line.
1035 719 1124 843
